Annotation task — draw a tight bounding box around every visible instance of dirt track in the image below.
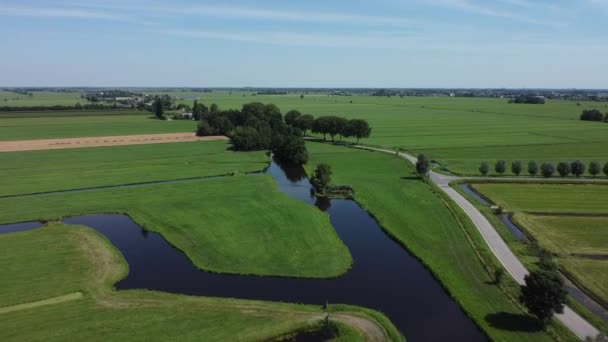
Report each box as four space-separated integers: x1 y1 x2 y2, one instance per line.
0 133 228 152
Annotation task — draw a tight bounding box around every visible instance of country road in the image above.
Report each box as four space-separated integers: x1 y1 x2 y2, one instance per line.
356 146 600 340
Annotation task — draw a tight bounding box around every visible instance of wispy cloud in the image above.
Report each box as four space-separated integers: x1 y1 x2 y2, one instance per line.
68 2 412 26
156 28 423 49
422 0 562 26
0 4 128 21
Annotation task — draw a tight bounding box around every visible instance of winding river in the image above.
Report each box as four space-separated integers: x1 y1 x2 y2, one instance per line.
1 160 486 341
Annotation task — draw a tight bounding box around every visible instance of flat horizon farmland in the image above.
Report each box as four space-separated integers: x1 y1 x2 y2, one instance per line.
189 93 608 176
3 92 608 175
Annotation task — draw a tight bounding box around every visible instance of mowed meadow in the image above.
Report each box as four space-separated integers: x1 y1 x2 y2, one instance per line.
4 91 607 176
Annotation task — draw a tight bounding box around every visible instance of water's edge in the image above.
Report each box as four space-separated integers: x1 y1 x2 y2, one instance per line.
1 159 487 341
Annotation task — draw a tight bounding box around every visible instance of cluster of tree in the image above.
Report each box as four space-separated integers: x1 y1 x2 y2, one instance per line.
509 95 546 104
519 254 567 327
0 104 123 112
196 102 308 164
580 109 607 122
479 160 608 178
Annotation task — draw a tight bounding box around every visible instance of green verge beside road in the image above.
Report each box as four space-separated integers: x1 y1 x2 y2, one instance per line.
305 142 561 342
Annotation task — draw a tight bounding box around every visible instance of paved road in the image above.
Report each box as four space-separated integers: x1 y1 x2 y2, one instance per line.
356 146 600 340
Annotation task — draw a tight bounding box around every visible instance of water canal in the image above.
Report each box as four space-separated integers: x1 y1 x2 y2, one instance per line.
1 160 486 341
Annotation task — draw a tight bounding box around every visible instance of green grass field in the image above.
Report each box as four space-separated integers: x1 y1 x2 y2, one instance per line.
0 225 371 341
0 174 351 278
0 114 196 140
4 92 608 177
472 182 608 309
193 92 608 176
0 91 86 106
472 183 608 214
0 141 268 197
305 142 562 342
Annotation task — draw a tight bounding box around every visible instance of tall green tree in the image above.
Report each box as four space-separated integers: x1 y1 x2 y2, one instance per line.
528 161 538 176
589 161 601 177
343 119 372 143
294 114 314 136
541 163 555 178
327 116 348 141
152 98 164 119
312 116 332 140
570 160 585 177
284 110 302 126
511 160 522 176
416 154 430 178
495 160 506 176
311 164 332 190
557 162 571 177
479 162 489 176
271 133 308 165
520 269 567 327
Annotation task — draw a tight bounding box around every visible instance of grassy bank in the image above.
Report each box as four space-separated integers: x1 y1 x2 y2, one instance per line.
305 142 562 341
0 141 268 197
0 175 352 279
0 224 387 341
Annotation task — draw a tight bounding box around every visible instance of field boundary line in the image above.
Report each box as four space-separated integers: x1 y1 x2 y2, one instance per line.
0 292 83 314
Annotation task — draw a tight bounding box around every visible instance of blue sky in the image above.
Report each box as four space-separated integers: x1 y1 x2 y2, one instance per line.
1 0 607 88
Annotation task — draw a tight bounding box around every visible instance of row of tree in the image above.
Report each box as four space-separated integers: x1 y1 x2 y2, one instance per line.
310 115 372 143
580 109 607 122
479 160 608 178
508 95 546 104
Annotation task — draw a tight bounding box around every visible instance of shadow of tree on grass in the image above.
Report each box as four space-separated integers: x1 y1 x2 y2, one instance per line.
485 312 543 332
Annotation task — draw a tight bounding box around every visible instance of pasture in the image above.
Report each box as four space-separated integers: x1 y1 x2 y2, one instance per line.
0 114 196 141
0 175 351 278
4 92 608 176
472 183 608 308
0 140 268 197
0 224 362 341
188 92 608 176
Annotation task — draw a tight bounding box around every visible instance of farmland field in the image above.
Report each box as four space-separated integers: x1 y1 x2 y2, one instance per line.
0 224 362 341
4 92 608 176
0 140 268 197
471 183 608 214
472 183 608 307
0 114 196 141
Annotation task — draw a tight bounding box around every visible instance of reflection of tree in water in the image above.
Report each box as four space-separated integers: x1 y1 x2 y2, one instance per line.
275 159 306 183
141 229 149 239
315 197 331 212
